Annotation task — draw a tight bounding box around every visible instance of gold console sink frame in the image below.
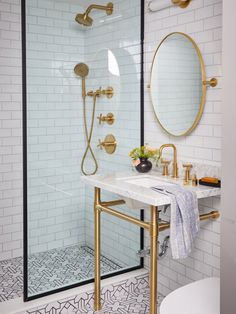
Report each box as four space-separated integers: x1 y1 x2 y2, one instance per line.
93 186 220 314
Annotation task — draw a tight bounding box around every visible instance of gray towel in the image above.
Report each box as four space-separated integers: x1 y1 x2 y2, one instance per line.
152 184 199 259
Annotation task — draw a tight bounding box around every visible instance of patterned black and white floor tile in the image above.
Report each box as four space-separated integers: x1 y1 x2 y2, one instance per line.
0 245 122 302
28 246 122 296
16 274 164 314
0 256 23 302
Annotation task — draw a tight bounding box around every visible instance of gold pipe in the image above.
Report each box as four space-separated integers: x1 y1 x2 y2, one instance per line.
150 205 158 314
158 211 220 232
199 210 220 221
84 3 113 16
94 187 101 311
159 222 171 232
97 204 150 230
100 199 126 207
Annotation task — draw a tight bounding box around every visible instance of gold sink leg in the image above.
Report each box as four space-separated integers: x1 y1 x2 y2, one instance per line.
94 187 101 311
150 205 158 314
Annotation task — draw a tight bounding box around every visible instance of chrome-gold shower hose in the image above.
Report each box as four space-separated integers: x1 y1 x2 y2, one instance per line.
81 94 98 176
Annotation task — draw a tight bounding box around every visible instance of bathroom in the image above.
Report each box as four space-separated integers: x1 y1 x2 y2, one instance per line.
0 0 235 313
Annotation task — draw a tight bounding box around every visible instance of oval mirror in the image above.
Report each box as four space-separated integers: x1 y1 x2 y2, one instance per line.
150 32 206 137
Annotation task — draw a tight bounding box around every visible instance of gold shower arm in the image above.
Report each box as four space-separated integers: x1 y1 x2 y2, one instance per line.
84 3 113 17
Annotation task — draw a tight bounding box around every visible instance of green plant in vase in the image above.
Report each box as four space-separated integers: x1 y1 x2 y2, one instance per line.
129 145 160 173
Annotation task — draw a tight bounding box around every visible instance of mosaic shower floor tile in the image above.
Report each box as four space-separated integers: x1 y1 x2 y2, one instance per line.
0 245 122 302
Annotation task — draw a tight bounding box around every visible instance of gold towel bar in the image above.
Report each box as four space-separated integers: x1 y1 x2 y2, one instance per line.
97 200 220 233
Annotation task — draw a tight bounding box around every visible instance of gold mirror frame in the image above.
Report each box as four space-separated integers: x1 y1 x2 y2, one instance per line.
150 32 207 137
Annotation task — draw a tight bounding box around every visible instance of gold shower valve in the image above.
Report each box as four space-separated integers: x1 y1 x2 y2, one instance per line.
97 134 117 154
97 113 115 125
87 86 114 98
101 86 114 99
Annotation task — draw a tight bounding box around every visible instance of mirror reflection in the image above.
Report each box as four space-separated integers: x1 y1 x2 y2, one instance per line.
150 32 205 136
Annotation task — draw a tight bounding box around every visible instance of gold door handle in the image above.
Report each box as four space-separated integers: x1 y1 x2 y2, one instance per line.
97 113 115 125
97 134 117 154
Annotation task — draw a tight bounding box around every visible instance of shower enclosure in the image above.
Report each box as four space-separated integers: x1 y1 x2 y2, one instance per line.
22 0 144 301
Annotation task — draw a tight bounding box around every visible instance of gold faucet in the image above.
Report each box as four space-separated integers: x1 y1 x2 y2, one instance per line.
159 144 178 178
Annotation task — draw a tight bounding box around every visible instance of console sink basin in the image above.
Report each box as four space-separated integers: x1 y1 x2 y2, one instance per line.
121 175 174 189
116 175 175 209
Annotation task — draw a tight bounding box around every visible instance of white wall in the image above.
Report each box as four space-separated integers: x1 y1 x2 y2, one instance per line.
144 0 222 296
0 0 22 261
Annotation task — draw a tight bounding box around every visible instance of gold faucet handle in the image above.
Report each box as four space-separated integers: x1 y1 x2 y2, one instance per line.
183 163 193 184
161 159 171 176
97 113 115 125
97 134 117 154
183 163 193 170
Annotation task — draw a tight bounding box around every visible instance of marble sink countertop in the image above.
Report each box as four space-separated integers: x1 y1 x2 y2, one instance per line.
81 172 221 207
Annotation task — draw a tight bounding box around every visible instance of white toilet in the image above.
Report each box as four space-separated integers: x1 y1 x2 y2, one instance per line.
160 277 220 314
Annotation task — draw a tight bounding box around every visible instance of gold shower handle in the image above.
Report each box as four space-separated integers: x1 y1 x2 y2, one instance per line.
97 113 115 125
97 134 117 154
98 86 114 98
87 86 114 98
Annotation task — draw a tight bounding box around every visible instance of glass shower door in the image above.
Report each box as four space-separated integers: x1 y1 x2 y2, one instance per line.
23 0 144 301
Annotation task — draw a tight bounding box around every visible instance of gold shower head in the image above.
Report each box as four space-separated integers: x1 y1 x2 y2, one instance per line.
75 2 114 27
74 63 89 78
75 13 93 27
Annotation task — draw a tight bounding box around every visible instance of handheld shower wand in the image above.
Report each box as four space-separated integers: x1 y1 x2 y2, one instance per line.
74 63 98 176
74 63 89 99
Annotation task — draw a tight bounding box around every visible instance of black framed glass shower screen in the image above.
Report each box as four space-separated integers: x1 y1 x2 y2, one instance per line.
22 0 145 301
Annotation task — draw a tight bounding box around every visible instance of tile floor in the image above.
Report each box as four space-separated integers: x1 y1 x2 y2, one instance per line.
0 245 122 301
16 274 164 314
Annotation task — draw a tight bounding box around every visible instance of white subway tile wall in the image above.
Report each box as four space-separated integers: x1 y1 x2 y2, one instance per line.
26 0 86 254
0 0 22 261
144 0 222 295
26 0 142 266
83 0 142 266
3 0 141 268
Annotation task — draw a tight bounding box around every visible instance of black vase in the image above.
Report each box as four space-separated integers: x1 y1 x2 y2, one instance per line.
135 158 152 173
